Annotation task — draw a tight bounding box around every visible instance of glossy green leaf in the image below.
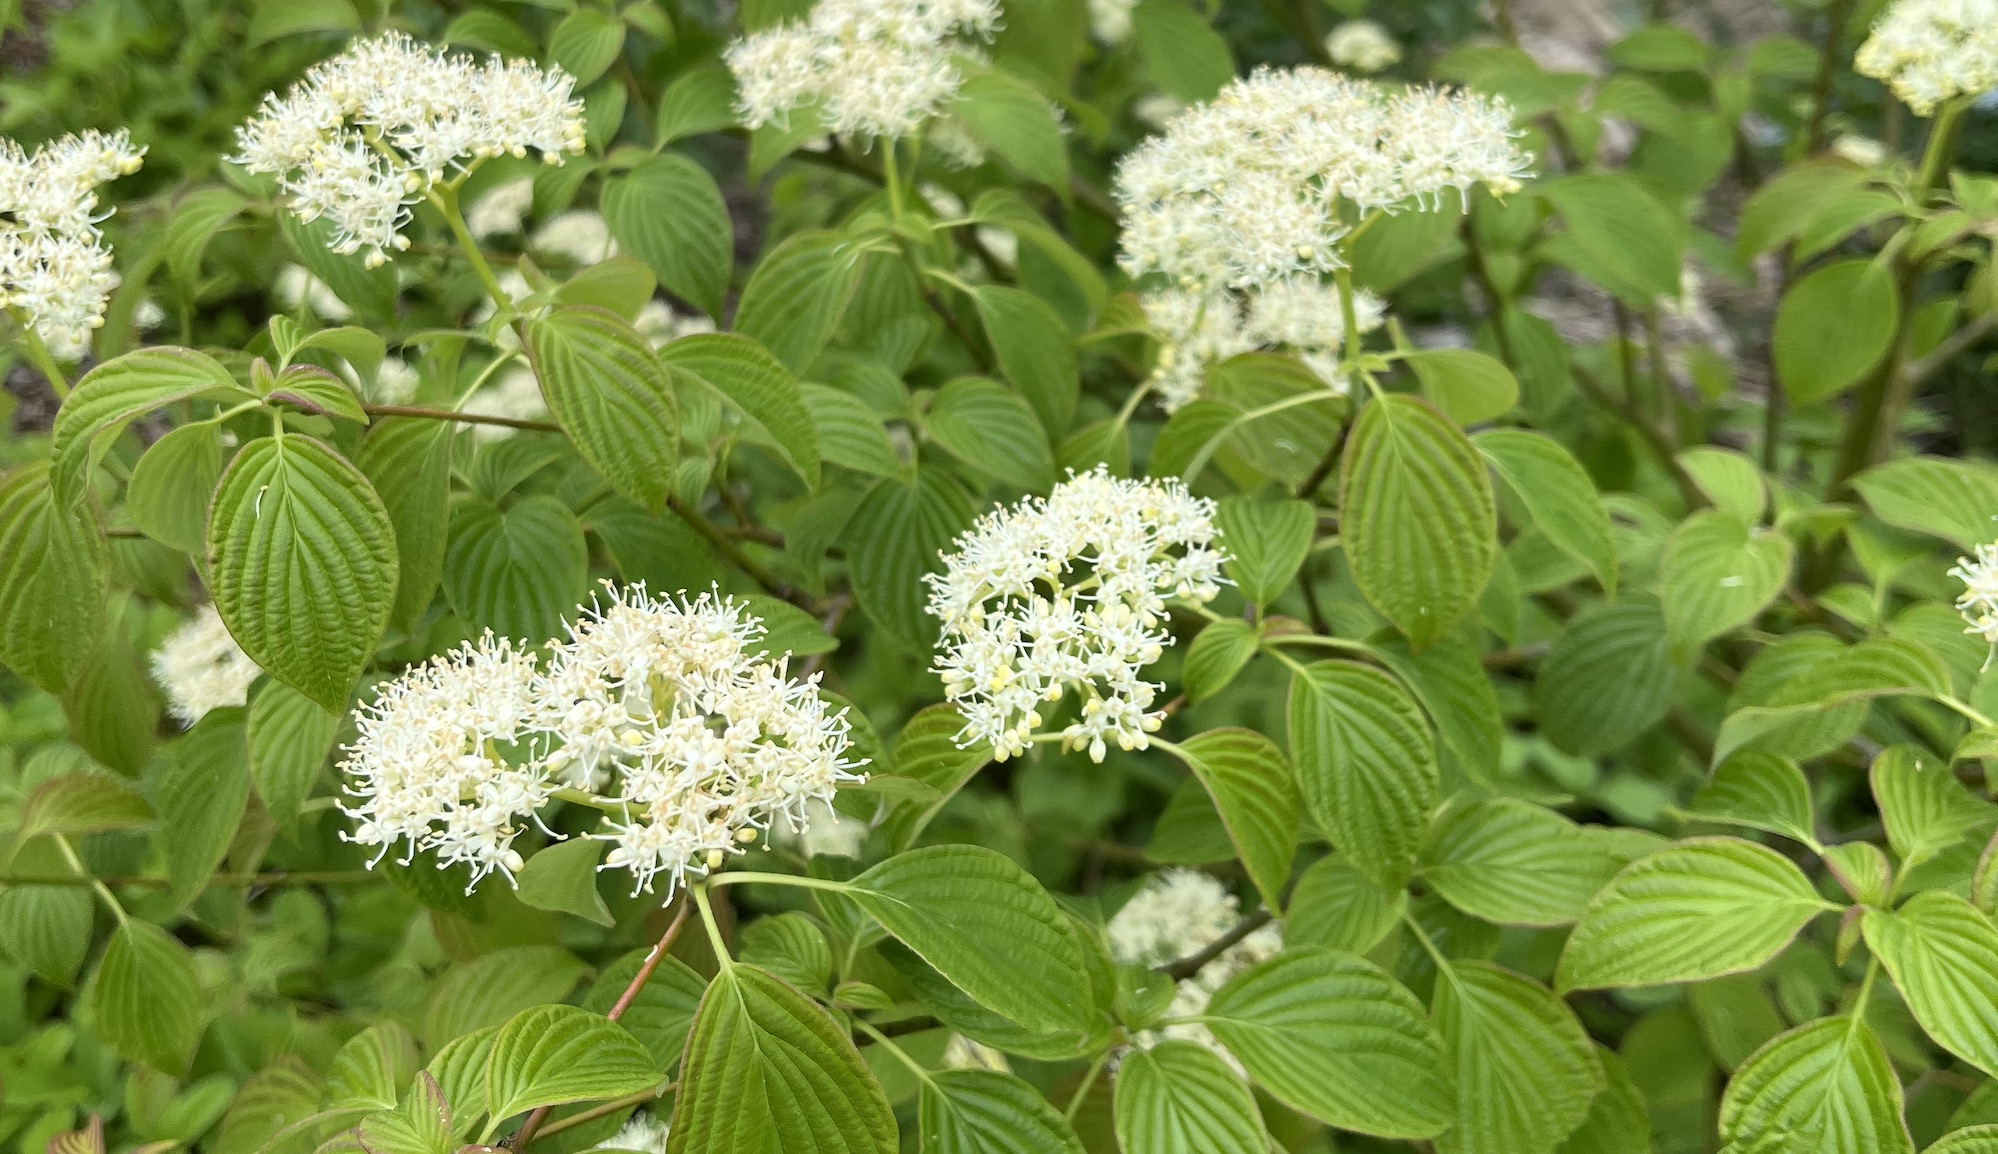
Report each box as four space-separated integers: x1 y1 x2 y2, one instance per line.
1113 1041 1270 1154
1862 892 1998 1077
1420 797 1627 927
50 347 245 503
1405 348 1518 425
1851 456 1998 551
925 376 1055 492
514 839 613 927
1433 961 1604 1154
0 465 108 693
1287 660 1439 888
1661 510 1793 654
842 469 973 649
1477 428 1616 594
662 333 820 488
1215 495 1313 606
90 921 203 1075
484 1005 659 1126
601 154 731 317
1182 618 1258 704
1774 258 1898 405
128 423 223 555
355 417 453 631
1535 599 1674 756
525 306 679 511
1717 1017 1912 1154
919 1068 1082 1154
154 706 250 908
1166 728 1300 913
443 494 589 646
733 230 867 375
247 680 339 835
974 285 1078 435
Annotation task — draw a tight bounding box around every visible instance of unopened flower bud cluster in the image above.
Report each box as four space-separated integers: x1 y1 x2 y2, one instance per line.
150 604 264 726
1107 870 1283 1065
1854 0 1998 117
1113 67 1529 291
928 468 1226 762
725 0 1002 141
232 33 585 268
339 587 863 895
1951 540 1998 644
1142 279 1386 412
0 130 144 360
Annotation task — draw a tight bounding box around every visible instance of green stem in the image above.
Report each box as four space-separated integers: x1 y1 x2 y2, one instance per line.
1334 265 1363 367
429 183 514 323
854 1019 935 1084
1181 388 1345 482
1940 695 1998 731
528 1085 668 1142
11 311 71 399
1851 956 1880 1027
1262 633 1378 658
880 139 905 222
1804 0 1855 154
704 870 860 896
1063 1049 1112 1123
54 835 126 926
691 881 732 970
1916 97 1970 199
1401 910 1450 973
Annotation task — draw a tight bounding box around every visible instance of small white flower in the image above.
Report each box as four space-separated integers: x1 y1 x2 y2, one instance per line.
773 797 870 859
1951 540 1998 644
529 209 617 265
133 298 166 332
233 33 585 266
370 357 421 405
724 0 1003 141
274 264 354 322
1107 870 1282 1067
151 605 263 726
1324 20 1401 73
592 1114 669 1154
0 129 144 360
633 299 717 348
467 176 536 239
1831 133 1889 167
928 468 1227 761
1855 0 1998 116
1140 279 1384 411
1088 0 1138 45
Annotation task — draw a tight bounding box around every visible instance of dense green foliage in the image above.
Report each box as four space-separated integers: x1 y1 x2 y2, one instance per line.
5 1 1998 1152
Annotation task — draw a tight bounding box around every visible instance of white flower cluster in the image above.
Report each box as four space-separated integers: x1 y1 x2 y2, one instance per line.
1107 870 1283 1063
1325 20 1402 73
339 589 864 897
1142 280 1386 411
1854 0 1998 117
150 605 263 726
340 634 552 887
1113 67 1529 290
536 586 865 896
592 1114 669 1154
928 468 1226 762
725 0 1002 140
0 130 144 360
232 33 586 267
1951 541 1998 644
1088 0 1138 44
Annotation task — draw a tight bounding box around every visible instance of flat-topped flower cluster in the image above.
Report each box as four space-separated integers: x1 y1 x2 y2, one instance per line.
1854 0 1998 117
0 129 143 360
726 0 1002 141
232 32 586 267
1141 279 1387 411
928 469 1227 762
339 586 864 895
1952 540 1998 644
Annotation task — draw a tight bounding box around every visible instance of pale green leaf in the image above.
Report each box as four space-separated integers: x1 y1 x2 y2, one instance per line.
1420 797 1627 927
1477 428 1616 594
91 920 203 1075
601 155 731 317
1717 1017 1912 1154
484 1005 659 1126
1113 1041 1270 1154
1287 659 1439 888
1166 728 1300 913
1434 961 1605 1154
918 1068 1082 1154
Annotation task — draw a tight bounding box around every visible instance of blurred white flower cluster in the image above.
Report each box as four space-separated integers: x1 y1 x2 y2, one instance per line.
591 1114 669 1154
232 33 586 267
0 130 144 360
1107 870 1283 1064
150 604 263 726
339 587 863 897
1087 0 1137 44
1855 0 1998 117
1950 540 1998 644
928 468 1226 762
1114 67 1529 290
1324 20 1402 73
1142 279 1387 412
725 0 1002 141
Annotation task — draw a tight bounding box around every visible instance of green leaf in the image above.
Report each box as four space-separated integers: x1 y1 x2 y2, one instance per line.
1851 456 1998 551
1716 639 1954 764
925 377 1055 492
0 848 91 986
1205 947 1454 1139
739 912 833 994
849 844 1094 1036
549 9 625 85
357 1075 452 1154
128 423 223 555
556 256 656 319
1555 1048 1654 1154
582 949 707 1070
1736 159 1870 258
1405 348 1519 425
1872 745 1997 874
1433 961 1604 1154
327 1024 424 1113
1688 750 1818 847
1717 1017 1912 1154
1182 618 1258 704
1113 1041 1271 1154
1679 446 1768 522
950 69 1068 187
802 383 900 477
974 285 1078 435
1341 394 1496 649
90 920 203 1075
246 0 359 45
661 333 821 488
53 345 249 499
1862 892 1998 1077
881 703 994 851
248 680 339 836
1285 854 1406 954
1535 598 1674 756
601 155 731 318
1477 428 1617 594
443 494 589 646
423 947 590 1047
525 306 680 511
1661 510 1793 654
919 1069 1082 1154
665 963 896 1154
355 417 453 631
1556 837 1835 991
1215 496 1313 607
1419 797 1627 927
64 623 158 775
483 1005 658 1127
843 469 974 649
1539 173 1685 303
208 435 397 711
513 839 613 927
164 186 249 287
155 707 251 908
1773 258 1898 405
1287 660 1439 888
280 212 399 321
1376 630 1505 781
1131 0 1233 102
443 9 538 56
0 465 107 693
1165 729 1300 914
733 230 866 374
740 594 838 659
656 63 739 145
12 770 152 850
